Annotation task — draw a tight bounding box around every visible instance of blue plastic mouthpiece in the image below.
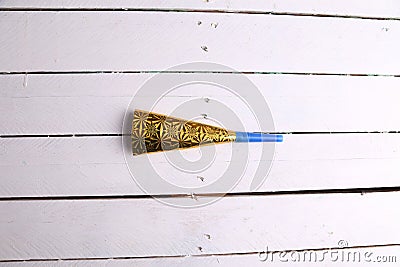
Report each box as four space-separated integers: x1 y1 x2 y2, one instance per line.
235 132 283 143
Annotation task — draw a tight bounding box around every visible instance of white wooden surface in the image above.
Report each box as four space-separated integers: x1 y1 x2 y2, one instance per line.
2 0 400 19
2 245 399 266
0 12 399 74
2 245 400 267
1 134 400 197
1 74 400 134
0 1 399 266
0 193 399 260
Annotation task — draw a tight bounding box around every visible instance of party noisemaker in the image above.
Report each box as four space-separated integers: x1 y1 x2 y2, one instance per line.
131 109 283 156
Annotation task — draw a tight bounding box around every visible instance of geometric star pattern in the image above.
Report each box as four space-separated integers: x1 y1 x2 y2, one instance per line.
132 109 237 156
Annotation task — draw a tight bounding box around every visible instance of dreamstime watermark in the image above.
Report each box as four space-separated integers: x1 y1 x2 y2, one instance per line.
258 241 397 263
122 62 277 208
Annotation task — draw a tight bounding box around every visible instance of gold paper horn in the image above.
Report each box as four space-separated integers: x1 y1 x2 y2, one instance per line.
131 109 283 156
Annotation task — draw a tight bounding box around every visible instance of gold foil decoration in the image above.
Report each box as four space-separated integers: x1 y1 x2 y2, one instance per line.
131 110 236 156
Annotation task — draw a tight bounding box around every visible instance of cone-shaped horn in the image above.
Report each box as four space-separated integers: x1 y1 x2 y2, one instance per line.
131 109 283 156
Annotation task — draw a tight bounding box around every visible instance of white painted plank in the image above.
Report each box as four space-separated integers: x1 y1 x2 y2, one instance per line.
0 12 399 73
0 192 399 260
1 134 399 197
2 0 400 19
1 74 400 134
2 245 399 266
